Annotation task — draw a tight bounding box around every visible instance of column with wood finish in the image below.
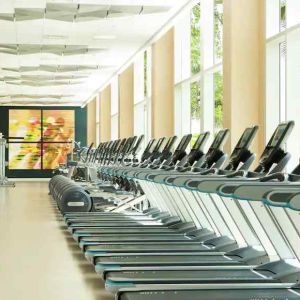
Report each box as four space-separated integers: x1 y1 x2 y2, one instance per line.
119 65 134 138
151 29 175 139
87 98 96 145
100 85 111 142
223 0 265 155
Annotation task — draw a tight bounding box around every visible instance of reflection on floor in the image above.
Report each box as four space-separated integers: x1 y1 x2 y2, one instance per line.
0 182 113 300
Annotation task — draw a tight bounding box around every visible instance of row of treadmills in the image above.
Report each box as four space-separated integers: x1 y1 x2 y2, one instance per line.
51 120 300 300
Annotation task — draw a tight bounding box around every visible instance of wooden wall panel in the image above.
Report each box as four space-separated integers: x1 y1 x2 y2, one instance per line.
119 65 134 138
223 0 265 157
100 85 111 141
87 98 96 145
151 29 174 139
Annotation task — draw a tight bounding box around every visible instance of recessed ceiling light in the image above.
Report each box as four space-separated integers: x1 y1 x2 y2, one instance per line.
43 34 67 40
93 35 116 40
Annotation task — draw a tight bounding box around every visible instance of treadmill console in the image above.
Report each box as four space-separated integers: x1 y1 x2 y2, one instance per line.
140 139 156 162
172 134 193 160
161 134 192 168
102 140 115 164
193 132 210 151
132 135 145 155
193 129 230 170
152 136 178 165
254 121 294 173
149 137 166 161
121 136 137 162
224 126 259 171
139 137 167 167
84 142 94 162
113 138 127 164
124 135 145 163
176 132 210 170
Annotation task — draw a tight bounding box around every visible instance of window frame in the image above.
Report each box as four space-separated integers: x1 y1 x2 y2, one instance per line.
174 0 224 143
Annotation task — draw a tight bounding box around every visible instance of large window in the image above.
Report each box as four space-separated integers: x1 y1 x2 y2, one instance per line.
266 0 300 170
174 0 224 143
8 109 74 170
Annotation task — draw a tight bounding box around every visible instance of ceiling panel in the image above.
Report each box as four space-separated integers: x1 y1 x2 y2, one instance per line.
0 0 188 105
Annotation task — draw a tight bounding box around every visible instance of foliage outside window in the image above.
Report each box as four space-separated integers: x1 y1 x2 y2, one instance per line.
214 0 223 63
214 71 223 130
280 0 286 31
191 81 201 144
191 4 201 75
175 1 224 140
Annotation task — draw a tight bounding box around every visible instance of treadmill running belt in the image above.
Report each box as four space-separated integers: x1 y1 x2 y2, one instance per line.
79 234 189 243
105 269 274 283
94 254 242 267
118 288 299 300
85 243 212 253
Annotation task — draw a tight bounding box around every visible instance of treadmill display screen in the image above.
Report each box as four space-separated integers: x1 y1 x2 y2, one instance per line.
270 124 287 147
236 128 254 148
211 131 225 149
193 134 205 150
176 137 187 150
164 137 176 151
155 138 166 151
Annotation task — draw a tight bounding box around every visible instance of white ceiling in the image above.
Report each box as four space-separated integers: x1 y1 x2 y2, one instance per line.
0 0 188 106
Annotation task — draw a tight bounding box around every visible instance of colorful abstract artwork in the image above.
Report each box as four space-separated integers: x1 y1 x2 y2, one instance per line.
42 143 73 169
43 110 75 142
9 143 41 170
9 110 41 142
8 109 75 170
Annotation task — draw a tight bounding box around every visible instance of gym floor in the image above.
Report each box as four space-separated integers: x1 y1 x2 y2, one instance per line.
0 182 113 300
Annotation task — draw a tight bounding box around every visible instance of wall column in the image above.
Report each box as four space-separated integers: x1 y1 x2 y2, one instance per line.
223 0 265 155
119 65 134 138
87 98 96 145
100 85 111 141
151 29 175 139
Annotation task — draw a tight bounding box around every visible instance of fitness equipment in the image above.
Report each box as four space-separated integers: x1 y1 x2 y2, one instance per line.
54 124 300 300
0 133 15 187
99 124 299 289
49 175 92 212
82 123 292 270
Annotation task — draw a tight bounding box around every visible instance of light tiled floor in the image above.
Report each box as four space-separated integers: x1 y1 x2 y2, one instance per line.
0 182 113 300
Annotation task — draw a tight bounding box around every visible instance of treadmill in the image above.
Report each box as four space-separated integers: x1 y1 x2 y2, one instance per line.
64 131 227 237
67 133 231 245
90 123 294 273
80 128 258 256
110 186 300 299
133 129 230 186
66 133 210 227
181 121 295 194
63 132 205 223
103 171 300 292
136 127 256 227
111 133 209 200
115 284 300 300
75 127 257 248
68 134 227 235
